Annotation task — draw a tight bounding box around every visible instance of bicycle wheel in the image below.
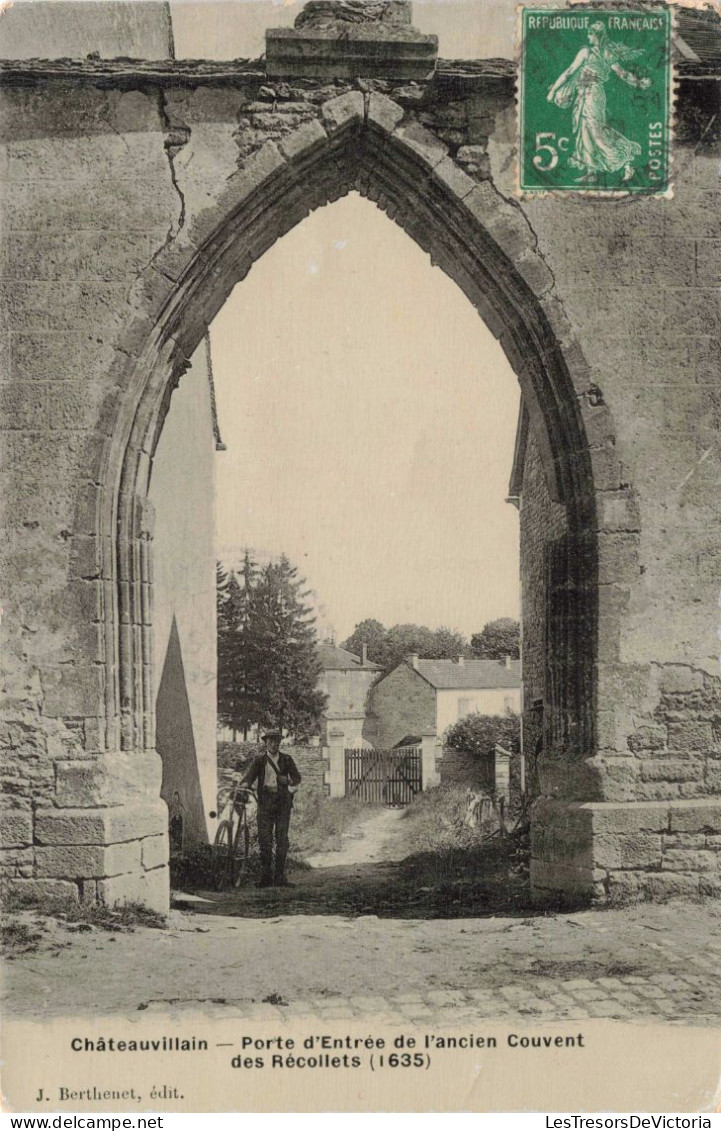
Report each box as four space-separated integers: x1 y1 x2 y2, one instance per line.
230 811 251 887
211 820 234 890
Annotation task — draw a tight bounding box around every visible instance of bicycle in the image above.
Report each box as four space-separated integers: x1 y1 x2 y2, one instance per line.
209 780 257 891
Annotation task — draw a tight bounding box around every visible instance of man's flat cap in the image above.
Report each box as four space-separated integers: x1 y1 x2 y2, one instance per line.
262 728 282 740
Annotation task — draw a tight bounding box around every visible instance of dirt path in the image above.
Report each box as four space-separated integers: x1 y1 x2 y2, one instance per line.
304 806 407 869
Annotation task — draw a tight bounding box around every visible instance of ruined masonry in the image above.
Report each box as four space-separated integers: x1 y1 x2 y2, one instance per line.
1 1 720 912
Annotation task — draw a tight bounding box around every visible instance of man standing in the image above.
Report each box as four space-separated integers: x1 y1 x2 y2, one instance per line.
239 729 301 887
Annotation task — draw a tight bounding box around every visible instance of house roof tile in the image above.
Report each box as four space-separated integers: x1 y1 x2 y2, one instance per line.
317 643 382 671
413 658 521 689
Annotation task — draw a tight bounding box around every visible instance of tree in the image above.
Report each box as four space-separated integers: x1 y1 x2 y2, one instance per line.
431 626 473 660
444 712 520 759
217 557 259 741
342 618 389 667
342 620 472 673
471 618 520 660
245 554 327 740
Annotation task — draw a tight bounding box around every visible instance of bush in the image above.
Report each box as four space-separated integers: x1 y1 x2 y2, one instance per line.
444 712 519 759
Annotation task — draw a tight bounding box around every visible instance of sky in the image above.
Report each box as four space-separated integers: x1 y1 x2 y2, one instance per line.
210 193 521 643
169 0 521 61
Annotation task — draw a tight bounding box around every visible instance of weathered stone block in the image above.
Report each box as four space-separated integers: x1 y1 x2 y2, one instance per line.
367 93 404 134
667 721 713 750
636 781 681 802
640 760 703 783
662 833 705 849
662 848 718 872
139 865 169 914
0 809 33 849
55 751 163 807
97 863 168 913
530 858 596 900
597 490 641 534
5 878 79 903
141 834 169 871
0 382 48 430
606 871 647 901
321 91 364 134
278 118 327 162
35 840 141 879
627 725 667 753
40 665 104 718
465 185 535 264
597 532 641 585
35 802 166 846
669 800 721 833
594 833 662 870
218 141 286 217
699 875 721 898
513 250 555 297
646 873 700 900
96 870 146 907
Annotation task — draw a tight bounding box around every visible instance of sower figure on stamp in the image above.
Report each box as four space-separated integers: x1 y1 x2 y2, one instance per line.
547 21 651 185
239 729 301 888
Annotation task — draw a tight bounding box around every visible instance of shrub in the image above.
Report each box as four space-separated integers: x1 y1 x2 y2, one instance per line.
444 712 519 759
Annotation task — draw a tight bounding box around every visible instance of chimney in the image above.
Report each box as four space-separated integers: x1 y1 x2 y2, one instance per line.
505 654 512 670
407 653 419 670
457 655 465 666
361 643 368 666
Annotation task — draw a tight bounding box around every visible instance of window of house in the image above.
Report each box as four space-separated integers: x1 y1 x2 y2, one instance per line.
458 697 471 719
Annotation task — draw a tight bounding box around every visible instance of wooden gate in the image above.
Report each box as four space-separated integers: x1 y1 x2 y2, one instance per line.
345 746 422 806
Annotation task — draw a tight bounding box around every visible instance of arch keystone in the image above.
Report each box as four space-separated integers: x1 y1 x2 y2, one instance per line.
321 91 364 134
278 118 328 162
367 92 404 133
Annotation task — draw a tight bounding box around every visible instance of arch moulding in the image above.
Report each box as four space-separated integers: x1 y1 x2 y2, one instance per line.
85 90 630 910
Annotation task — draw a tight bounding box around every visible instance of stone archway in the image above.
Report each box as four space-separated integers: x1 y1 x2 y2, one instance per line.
95 91 622 909
10 9 718 915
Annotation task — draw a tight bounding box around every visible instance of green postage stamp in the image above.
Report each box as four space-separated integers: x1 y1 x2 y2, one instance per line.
518 7 672 194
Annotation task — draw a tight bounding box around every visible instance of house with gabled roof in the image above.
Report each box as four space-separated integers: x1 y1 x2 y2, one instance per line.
366 654 521 750
316 641 382 746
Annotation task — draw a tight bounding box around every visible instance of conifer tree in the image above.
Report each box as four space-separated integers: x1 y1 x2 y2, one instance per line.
250 555 327 738
216 553 327 741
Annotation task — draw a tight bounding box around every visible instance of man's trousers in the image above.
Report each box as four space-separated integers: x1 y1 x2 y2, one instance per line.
257 792 292 881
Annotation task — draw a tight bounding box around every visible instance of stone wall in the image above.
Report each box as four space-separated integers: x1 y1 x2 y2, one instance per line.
0 5 719 909
291 745 329 797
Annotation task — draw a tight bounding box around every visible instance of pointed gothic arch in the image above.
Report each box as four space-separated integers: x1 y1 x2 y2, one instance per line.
80 91 631 903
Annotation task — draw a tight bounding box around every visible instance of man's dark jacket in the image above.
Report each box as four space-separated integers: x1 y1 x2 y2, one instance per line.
239 752 301 804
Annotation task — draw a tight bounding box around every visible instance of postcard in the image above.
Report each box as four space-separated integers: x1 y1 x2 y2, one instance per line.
1 0 720 1115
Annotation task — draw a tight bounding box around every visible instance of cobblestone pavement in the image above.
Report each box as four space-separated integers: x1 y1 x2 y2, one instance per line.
5 902 720 1025
142 968 721 1027
140 912 721 1027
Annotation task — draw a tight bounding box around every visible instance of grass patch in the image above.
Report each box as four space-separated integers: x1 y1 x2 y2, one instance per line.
394 784 500 857
4 889 166 931
290 791 379 857
1 918 44 958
